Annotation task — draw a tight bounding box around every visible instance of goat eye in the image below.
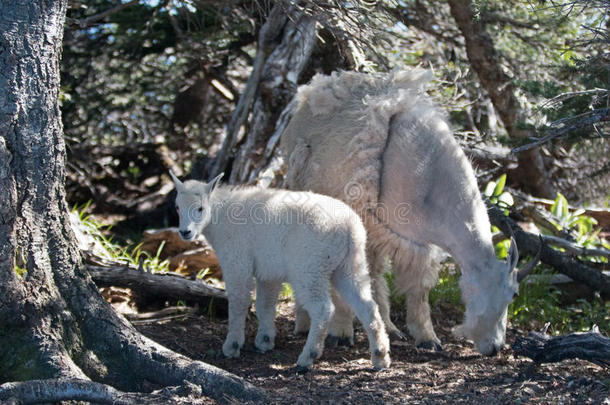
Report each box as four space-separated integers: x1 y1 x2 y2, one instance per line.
198 207 203 213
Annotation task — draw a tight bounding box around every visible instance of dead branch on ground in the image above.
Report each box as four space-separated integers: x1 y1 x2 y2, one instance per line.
512 325 610 368
86 260 227 312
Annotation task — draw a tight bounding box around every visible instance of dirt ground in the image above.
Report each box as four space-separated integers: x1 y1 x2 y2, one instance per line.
129 297 610 405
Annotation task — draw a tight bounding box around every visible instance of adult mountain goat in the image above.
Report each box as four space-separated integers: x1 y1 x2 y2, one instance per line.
280 69 538 356
169 172 391 370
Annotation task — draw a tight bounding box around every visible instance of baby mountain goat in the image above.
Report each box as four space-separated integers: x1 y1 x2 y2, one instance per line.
170 171 391 370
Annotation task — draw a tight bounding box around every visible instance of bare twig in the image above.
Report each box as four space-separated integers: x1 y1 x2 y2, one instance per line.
511 108 610 154
67 0 140 29
538 88 608 109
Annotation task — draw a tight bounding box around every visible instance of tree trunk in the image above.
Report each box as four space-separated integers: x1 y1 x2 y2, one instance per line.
210 3 289 179
448 0 556 198
0 1 264 402
229 12 317 183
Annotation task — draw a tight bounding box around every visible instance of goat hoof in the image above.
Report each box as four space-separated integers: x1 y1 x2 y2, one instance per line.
255 333 274 353
325 335 339 349
222 340 241 358
295 365 310 374
371 351 391 370
417 340 443 352
326 334 353 348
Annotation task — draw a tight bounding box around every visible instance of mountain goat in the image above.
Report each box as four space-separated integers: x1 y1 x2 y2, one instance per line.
169 172 391 370
280 69 538 356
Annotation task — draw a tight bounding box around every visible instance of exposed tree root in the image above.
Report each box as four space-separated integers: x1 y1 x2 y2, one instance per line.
0 378 214 404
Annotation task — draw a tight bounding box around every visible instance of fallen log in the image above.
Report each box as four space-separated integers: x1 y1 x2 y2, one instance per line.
487 202 610 298
512 326 610 368
87 263 227 314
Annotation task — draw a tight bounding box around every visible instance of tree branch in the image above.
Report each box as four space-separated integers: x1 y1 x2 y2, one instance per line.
67 0 140 29
86 261 228 312
540 234 610 260
0 379 127 405
448 0 555 197
511 107 610 153
487 202 610 297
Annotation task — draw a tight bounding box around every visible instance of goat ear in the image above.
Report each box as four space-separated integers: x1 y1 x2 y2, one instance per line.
169 170 184 192
506 237 519 272
205 173 224 194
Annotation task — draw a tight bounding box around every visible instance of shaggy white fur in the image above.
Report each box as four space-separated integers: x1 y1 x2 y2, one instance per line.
281 69 524 356
170 172 391 369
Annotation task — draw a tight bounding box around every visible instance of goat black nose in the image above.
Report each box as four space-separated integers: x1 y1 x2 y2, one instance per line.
179 230 191 238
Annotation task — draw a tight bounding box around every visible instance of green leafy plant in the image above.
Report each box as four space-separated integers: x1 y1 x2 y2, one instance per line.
484 174 514 215
429 265 462 310
549 193 608 250
280 283 293 300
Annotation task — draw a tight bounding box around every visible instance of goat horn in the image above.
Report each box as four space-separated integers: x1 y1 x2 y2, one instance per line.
169 170 184 191
516 235 543 283
507 236 519 272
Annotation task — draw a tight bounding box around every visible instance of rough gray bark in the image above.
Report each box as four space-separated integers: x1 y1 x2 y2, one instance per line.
229 12 317 183
0 1 265 402
448 0 556 198
0 377 213 404
211 3 289 178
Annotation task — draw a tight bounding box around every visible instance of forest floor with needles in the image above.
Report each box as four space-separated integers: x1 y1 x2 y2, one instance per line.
130 298 609 404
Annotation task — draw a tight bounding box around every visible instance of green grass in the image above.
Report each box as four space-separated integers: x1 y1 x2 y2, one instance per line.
387 261 608 335
510 267 609 334
72 202 170 274
430 266 462 309
280 283 293 300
